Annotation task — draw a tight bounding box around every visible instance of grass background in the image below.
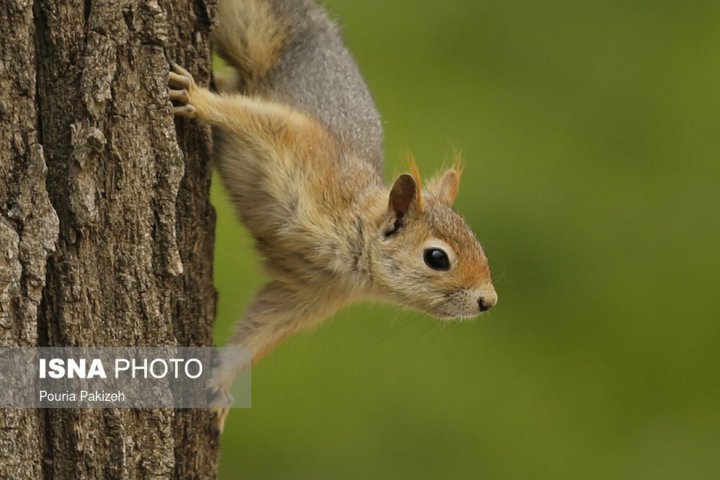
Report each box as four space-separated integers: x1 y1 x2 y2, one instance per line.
212 0 720 478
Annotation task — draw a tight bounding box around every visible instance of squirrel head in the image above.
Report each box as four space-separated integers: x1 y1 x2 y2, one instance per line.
368 166 497 319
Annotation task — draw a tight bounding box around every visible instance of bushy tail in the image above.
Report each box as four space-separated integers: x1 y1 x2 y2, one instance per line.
214 0 384 171
214 0 288 88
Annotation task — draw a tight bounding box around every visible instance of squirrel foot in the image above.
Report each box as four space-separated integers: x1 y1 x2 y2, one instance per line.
207 354 242 433
168 61 198 118
209 388 233 433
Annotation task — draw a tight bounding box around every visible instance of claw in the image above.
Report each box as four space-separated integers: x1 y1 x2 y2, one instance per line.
173 104 196 118
168 71 192 90
169 60 193 78
169 89 189 104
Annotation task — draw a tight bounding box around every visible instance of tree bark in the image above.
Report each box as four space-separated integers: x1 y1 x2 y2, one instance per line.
0 0 218 478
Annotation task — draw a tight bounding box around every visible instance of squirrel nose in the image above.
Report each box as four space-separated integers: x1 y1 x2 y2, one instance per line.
478 292 498 312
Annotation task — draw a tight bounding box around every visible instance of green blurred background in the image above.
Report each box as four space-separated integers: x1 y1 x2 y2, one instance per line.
213 0 720 478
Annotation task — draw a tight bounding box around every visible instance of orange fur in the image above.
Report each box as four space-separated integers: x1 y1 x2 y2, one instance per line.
406 154 424 211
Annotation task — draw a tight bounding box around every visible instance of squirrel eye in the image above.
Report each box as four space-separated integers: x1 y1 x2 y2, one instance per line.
423 248 451 271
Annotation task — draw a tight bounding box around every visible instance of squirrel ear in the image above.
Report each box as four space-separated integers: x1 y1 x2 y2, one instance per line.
431 169 461 206
389 173 422 218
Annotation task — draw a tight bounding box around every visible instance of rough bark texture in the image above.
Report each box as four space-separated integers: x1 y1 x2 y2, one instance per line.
0 0 219 478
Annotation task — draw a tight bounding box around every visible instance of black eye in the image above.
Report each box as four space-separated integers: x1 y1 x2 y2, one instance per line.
423 248 451 271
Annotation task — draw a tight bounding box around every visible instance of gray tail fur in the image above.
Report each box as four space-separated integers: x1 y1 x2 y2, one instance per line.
214 0 384 170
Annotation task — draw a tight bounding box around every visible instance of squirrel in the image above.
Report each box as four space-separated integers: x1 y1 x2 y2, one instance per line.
168 0 497 429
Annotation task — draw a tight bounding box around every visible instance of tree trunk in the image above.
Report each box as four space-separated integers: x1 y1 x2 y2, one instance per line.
0 0 218 478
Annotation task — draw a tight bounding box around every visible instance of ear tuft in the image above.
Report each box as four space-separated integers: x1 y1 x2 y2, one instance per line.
389 173 421 219
429 168 462 206
407 155 423 207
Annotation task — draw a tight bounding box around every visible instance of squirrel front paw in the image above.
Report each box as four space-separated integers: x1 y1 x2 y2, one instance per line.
168 61 198 118
208 387 233 434
207 353 245 433
207 377 235 433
